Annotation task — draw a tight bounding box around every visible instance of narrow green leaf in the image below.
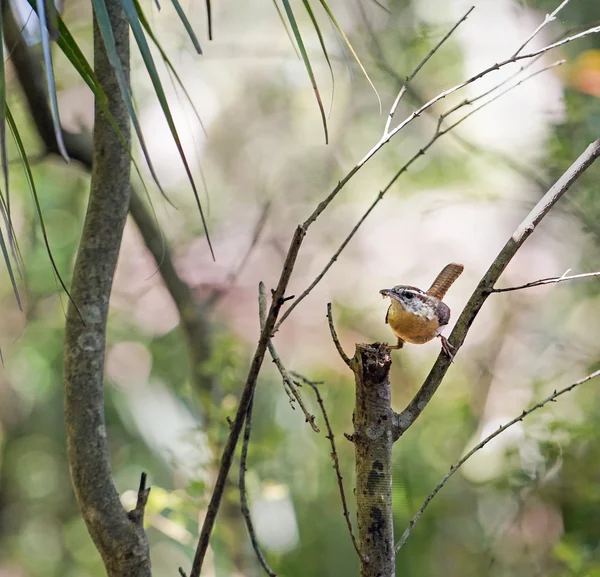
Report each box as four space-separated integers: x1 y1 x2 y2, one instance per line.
120 0 214 258
0 118 21 310
271 0 301 59
34 0 70 161
317 0 381 113
168 0 202 53
300 0 334 117
281 0 328 144
133 0 207 134
90 0 178 210
6 105 80 315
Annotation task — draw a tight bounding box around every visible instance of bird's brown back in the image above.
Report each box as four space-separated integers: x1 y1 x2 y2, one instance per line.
427 263 464 300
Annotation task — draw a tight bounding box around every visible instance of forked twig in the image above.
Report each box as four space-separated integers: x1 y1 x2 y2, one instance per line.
260 283 320 433
294 372 362 560
395 369 600 553
385 6 475 135
327 303 352 367
511 0 571 57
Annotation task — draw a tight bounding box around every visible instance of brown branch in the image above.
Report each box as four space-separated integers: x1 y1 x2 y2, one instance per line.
62 2 151 575
396 138 600 437
395 368 600 553
491 270 600 293
326 303 352 367
295 372 362 560
189 226 306 577
239 386 276 577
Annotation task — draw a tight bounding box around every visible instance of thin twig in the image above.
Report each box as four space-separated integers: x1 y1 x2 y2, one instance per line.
259 283 320 433
326 303 352 367
277 61 560 329
491 270 600 293
511 0 571 57
395 368 600 553
294 372 362 560
239 386 276 577
385 6 475 135
206 202 272 307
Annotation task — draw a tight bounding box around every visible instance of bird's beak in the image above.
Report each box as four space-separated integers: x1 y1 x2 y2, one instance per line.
379 289 394 299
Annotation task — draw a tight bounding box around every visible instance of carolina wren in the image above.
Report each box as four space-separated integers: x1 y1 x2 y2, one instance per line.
380 263 464 359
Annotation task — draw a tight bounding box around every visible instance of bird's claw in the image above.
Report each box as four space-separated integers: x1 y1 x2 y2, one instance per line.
439 335 455 362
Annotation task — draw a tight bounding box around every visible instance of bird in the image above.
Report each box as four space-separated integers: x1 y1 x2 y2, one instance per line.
379 263 464 360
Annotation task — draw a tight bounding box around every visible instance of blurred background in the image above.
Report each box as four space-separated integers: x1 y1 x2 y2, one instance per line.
2 0 600 575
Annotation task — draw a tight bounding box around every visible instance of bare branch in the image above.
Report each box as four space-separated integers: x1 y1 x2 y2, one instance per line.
397 139 600 437
512 0 572 57
395 368 600 553
190 226 306 577
239 384 276 577
385 6 475 135
259 284 319 433
491 270 600 293
326 303 352 367
295 372 362 560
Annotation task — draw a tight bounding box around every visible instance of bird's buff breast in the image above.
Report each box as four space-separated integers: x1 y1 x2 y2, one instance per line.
386 299 440 344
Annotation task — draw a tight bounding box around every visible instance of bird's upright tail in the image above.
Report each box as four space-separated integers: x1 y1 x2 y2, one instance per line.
427 263 464 300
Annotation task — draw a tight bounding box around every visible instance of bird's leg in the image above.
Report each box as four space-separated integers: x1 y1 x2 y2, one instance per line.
438 335 455 362
387 338 405 350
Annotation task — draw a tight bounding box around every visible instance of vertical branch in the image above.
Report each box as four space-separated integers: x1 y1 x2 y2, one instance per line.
63 2 150 576
351 344 395 577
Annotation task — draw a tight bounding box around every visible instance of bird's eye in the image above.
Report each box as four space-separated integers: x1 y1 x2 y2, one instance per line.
403 292 413 299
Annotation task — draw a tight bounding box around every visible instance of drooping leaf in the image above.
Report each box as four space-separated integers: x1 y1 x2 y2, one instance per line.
55 16 157 215
34 0 70 160
271 0 301 59
0 116 21 310
169 0 202 53
300 0 334 117
317 0 381 113
120 0 214 258
280 0 329 144
7 105 79 314
133 0 207 134
89 0 179 212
